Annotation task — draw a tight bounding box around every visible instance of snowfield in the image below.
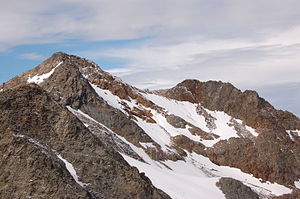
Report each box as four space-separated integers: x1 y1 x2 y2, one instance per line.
80 83 293 198
122 152 292 199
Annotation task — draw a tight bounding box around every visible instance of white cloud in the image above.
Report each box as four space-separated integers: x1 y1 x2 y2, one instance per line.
1 0 300 50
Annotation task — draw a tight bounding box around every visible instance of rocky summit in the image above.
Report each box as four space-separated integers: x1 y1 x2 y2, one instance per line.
1 52 300 199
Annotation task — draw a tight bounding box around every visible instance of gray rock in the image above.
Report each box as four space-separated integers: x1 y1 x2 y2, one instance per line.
166 114 187 128
216 177 259 199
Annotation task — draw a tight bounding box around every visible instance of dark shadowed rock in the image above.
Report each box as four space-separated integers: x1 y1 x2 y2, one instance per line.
166 114 188 128
171 135 206 156
217 177 259 199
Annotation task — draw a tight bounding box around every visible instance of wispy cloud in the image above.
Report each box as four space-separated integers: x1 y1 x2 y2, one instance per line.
1 0 300 50
84 35 300 89
19 53 45 60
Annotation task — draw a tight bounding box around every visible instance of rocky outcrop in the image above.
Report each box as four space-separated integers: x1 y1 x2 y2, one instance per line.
171 135 206 156
166 114 188 129
196 105 217 130
205 131 300 186
166 114 218 140
0 84 170 199
216 177 259 199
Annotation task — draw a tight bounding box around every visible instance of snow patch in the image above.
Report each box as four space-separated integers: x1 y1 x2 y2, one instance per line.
13 133 25 138
57 154 88 187
286 130 295 141
286 129 300 142
91 84 125 111
140 142 156 148
295 180 300 189
286 130 300 140
27 61 63 84
13 133 47 152
207 110 239 139
67 106 98 123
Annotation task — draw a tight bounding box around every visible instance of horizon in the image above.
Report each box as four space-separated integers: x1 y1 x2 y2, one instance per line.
1 0 299 117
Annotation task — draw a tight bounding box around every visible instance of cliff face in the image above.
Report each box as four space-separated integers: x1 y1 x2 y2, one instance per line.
1 52 299 199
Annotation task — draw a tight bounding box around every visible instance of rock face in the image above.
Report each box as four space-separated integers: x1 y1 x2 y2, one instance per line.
0 84 170 199
217 177 259 199
1 52 300 199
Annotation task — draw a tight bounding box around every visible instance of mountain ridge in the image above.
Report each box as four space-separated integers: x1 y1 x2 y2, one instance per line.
1 52 299 199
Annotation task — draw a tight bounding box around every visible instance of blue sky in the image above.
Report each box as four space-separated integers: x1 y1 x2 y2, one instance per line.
0 38 148 83
1 0 300 116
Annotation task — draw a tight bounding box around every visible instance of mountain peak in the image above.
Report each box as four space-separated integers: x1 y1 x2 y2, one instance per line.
49 51 88 63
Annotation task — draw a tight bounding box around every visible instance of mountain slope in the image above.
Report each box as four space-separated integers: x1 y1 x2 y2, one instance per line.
160 79 300 185
0 84 170 199
1 52 300 199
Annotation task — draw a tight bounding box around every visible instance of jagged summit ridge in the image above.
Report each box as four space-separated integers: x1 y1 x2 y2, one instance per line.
1 52 300 199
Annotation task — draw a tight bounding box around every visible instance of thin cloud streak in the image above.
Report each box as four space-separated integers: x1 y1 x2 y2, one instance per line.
19 53 45 60
87 38 300 89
